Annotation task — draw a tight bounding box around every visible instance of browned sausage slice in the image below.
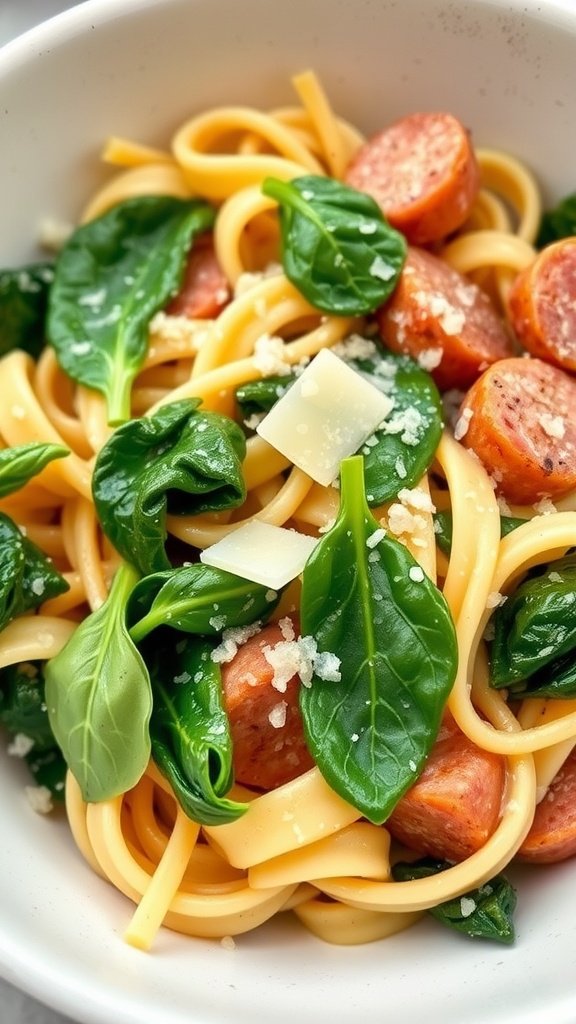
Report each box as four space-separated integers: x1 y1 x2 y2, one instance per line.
221 619 314 791
386 714 505 862
167 234 230 319
345 112 480 245
377 246 514 390
519 748 576 863
458 356 576 503
508 238 576 371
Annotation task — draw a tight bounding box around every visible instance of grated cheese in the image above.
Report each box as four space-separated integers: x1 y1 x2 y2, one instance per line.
25 785 53 814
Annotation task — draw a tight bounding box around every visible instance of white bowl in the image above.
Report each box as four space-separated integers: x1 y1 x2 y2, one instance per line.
1 1 576 1022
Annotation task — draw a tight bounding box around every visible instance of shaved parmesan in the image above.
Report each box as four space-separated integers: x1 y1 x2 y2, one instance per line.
200 521 318 590
256 348 393 486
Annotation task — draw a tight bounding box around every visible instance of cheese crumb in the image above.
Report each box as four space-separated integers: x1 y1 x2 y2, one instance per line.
539 413 566 439
454 406 473 441
7 733 34 758
409 566 425 582
366 527 386 549
486 592 507 609
268 701 288 728
263 635 341 691
533 497 557 516
460 896 476 918
220 935 237 951
211 622 262 664
417 348 443 372
252 333 292 376
25 785 53 814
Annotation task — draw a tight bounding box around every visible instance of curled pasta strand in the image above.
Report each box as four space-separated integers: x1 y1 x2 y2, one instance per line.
33 348 93 459
167 465 314 549
172 107 325 201
81 162 192 223
0 351 92 500
476 148 542 244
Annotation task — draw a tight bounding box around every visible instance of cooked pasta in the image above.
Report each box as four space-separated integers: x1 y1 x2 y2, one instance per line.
2 70 576 954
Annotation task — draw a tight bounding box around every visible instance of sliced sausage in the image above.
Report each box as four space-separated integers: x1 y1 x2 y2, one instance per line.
221 619 314 791
167 234 230 319
508 238 576 371
377 246 514 390
386 714 505 862
345 112 480 245
458 356 576 503
518 748 576 863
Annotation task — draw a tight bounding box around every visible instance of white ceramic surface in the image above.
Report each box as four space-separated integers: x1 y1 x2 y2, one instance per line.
1 1 576 1023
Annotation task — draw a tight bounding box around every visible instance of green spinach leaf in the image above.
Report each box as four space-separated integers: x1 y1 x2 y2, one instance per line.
299 455 457 824
48 196 215 423
129 563 280 643
0 442 68 499
0 263 54 359
0 512 68 632
490 554 576 688
350 347 442 504
235 342 442 505
0 661 55 750
537 194 576 248
0 662 67 801
25 746 67 800
92 399 246 577
504 648 576 698
433 509 526 557
392 859 517 944
146 633 247 825
262 175 406 315
235 375 292 422
45 564 152 802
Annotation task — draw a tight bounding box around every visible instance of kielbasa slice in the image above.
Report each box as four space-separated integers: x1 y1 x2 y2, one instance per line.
519 748 576 864
221 620 314 791
386 715 505 862
458 356 576 503
508 238 576 372
377 246 514 390
345 112 480 245
167 234 230 319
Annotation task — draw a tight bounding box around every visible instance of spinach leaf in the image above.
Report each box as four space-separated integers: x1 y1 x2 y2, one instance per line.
500 646 576 699
433 509 526 557
0 442 68 499
0 512 68 632
45 564 152 802
0 662 67 802
26 747 67 801
299 455 457 824
537 194 576 248
392 859 516 944
92 399 246 577
48 196 215 423
0 662 55 750
128 563 280 644
146 633 248 825
0 263 54 359
234 343 443 505
262 175 406 315
235 375 292 422
350 348 442 504
490 554 576 688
